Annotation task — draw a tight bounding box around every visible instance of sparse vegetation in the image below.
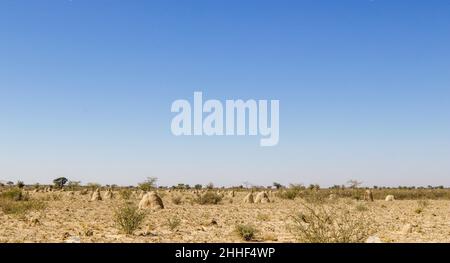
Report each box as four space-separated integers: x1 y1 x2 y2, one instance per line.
1 180 450 242
166 217 181 231
291 202 374 243
119 189 132 200
235 224 257 241
195 191 222 205
171 195 183 205
415 199 430 214
355 202 368 212
0 188 45 215
114 203 146 235
0 188 27 201
277 189 300 200
138 177 158 192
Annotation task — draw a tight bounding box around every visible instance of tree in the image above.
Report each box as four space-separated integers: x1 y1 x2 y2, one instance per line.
16 181 25 189
194 184 203 190
347 180 362 189
273 182 284 189
67 181 81 190
53 177 68 189
138 177 158 192
206 182 214 190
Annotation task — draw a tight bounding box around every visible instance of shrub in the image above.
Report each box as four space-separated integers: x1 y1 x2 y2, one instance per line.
119 189 132 200
166 217 181 231
355 202 368 212
0 189 45 215
277 189 299 200
0 188 26 201
171 195 183 205
16 181 25 189
138 177 158 192
195 191 222 205
235 224 257 241
290 202 373 243
415 199 429 214
0 199 45 215
114 203 146 235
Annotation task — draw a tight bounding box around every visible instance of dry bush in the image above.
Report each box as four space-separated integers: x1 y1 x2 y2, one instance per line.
119 189 132 200
171 195 183 205
415 199 430 214
166 217 181 231
355 202 368 212
235 224 258 241
0 199 45 215
277 189 299 200
0 188 45 215
114 203 146 235
195 191 222 205
0 188 27 201
290 202 374 243
298 188 450 201
302 191 327 204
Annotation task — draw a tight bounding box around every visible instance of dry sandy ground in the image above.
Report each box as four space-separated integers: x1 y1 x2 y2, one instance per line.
1 191 450 243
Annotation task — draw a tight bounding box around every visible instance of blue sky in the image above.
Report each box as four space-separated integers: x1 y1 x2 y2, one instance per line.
1 0 449 187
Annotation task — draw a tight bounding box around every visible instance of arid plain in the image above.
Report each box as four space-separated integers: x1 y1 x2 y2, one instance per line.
1 186 450 243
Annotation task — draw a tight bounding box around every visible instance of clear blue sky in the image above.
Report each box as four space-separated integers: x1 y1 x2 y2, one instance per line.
1 0 449 187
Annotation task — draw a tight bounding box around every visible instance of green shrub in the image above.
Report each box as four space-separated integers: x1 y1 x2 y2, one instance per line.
195 191 222 205
166 217 181 231
114 203 146 235
235 224 258 241
277 189 299 200
0 199 45 215
119 189 132 200
0 188 26 201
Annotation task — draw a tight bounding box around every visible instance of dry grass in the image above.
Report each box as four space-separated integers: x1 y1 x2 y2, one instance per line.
0 188 45 215
166 217 181 231
290 202 374 243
